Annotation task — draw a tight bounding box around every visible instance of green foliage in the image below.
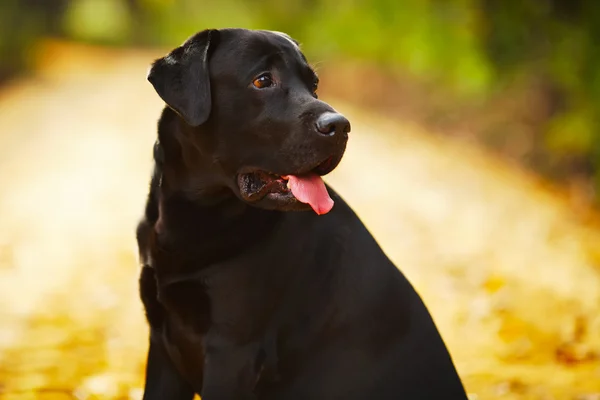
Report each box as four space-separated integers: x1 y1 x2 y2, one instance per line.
3 0 600 197
0 0 55 81
62 0 133 43
482 1 600 189
127 0 493 97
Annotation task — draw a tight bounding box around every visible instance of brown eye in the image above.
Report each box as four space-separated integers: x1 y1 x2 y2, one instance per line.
253 74 273 89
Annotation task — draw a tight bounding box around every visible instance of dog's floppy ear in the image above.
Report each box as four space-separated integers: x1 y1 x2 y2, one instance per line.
147 29 219 127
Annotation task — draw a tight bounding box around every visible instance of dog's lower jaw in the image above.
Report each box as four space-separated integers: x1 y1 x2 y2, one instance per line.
245 195 312 212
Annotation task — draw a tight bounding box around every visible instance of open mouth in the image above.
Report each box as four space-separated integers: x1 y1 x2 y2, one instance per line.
237 156 339 215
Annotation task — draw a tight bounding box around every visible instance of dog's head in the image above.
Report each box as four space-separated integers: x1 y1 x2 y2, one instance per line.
147 28 350 214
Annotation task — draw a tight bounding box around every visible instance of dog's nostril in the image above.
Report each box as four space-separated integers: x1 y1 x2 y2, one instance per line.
315 112 351 137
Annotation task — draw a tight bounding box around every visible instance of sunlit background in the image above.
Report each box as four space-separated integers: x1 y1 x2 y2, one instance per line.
1 1 600 399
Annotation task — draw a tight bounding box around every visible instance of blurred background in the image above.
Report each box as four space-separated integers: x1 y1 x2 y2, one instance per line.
1 0 600 399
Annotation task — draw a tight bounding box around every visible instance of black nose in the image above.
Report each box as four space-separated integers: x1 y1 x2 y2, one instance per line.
315 112 351 137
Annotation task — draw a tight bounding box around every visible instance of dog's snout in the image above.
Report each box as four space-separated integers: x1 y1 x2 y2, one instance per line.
315 112 351 138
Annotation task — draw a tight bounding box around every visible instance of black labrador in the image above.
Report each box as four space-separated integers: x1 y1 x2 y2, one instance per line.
136 28 468 400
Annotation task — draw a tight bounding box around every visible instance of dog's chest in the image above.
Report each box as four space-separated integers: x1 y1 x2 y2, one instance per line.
148 244 282 339
142 257 283 390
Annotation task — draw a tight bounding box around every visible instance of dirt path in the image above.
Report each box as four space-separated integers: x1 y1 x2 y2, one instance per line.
0 41 599 400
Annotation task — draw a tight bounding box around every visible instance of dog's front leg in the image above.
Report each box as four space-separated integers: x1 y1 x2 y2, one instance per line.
142 331 196 400
201 339 261 400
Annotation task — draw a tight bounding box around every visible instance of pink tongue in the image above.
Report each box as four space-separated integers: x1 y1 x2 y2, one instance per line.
285 174 334 215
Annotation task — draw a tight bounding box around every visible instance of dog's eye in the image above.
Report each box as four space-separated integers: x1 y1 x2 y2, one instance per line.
253 74 273 89
312 80 319 98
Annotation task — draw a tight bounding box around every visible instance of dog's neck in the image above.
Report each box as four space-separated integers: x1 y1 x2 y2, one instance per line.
155 108 229 202
150 189 280 284
152 145 276 244
147 111 281 280
152 114 247 221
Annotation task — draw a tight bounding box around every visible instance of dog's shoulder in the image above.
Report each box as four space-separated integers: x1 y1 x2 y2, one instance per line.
136 139 163 258
136 139 168 329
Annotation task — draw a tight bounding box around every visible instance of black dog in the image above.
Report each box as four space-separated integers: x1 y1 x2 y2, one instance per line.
136 28 468 400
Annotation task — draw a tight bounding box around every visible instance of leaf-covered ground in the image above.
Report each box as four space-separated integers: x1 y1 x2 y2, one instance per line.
0 42 599 400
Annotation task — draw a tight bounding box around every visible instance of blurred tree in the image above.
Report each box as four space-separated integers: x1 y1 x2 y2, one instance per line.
481 0 600 194
2 0 600 201
62 0 133 43
0 0 69 83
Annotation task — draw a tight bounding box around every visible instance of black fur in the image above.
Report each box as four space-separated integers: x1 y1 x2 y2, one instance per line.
137 28 468 400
